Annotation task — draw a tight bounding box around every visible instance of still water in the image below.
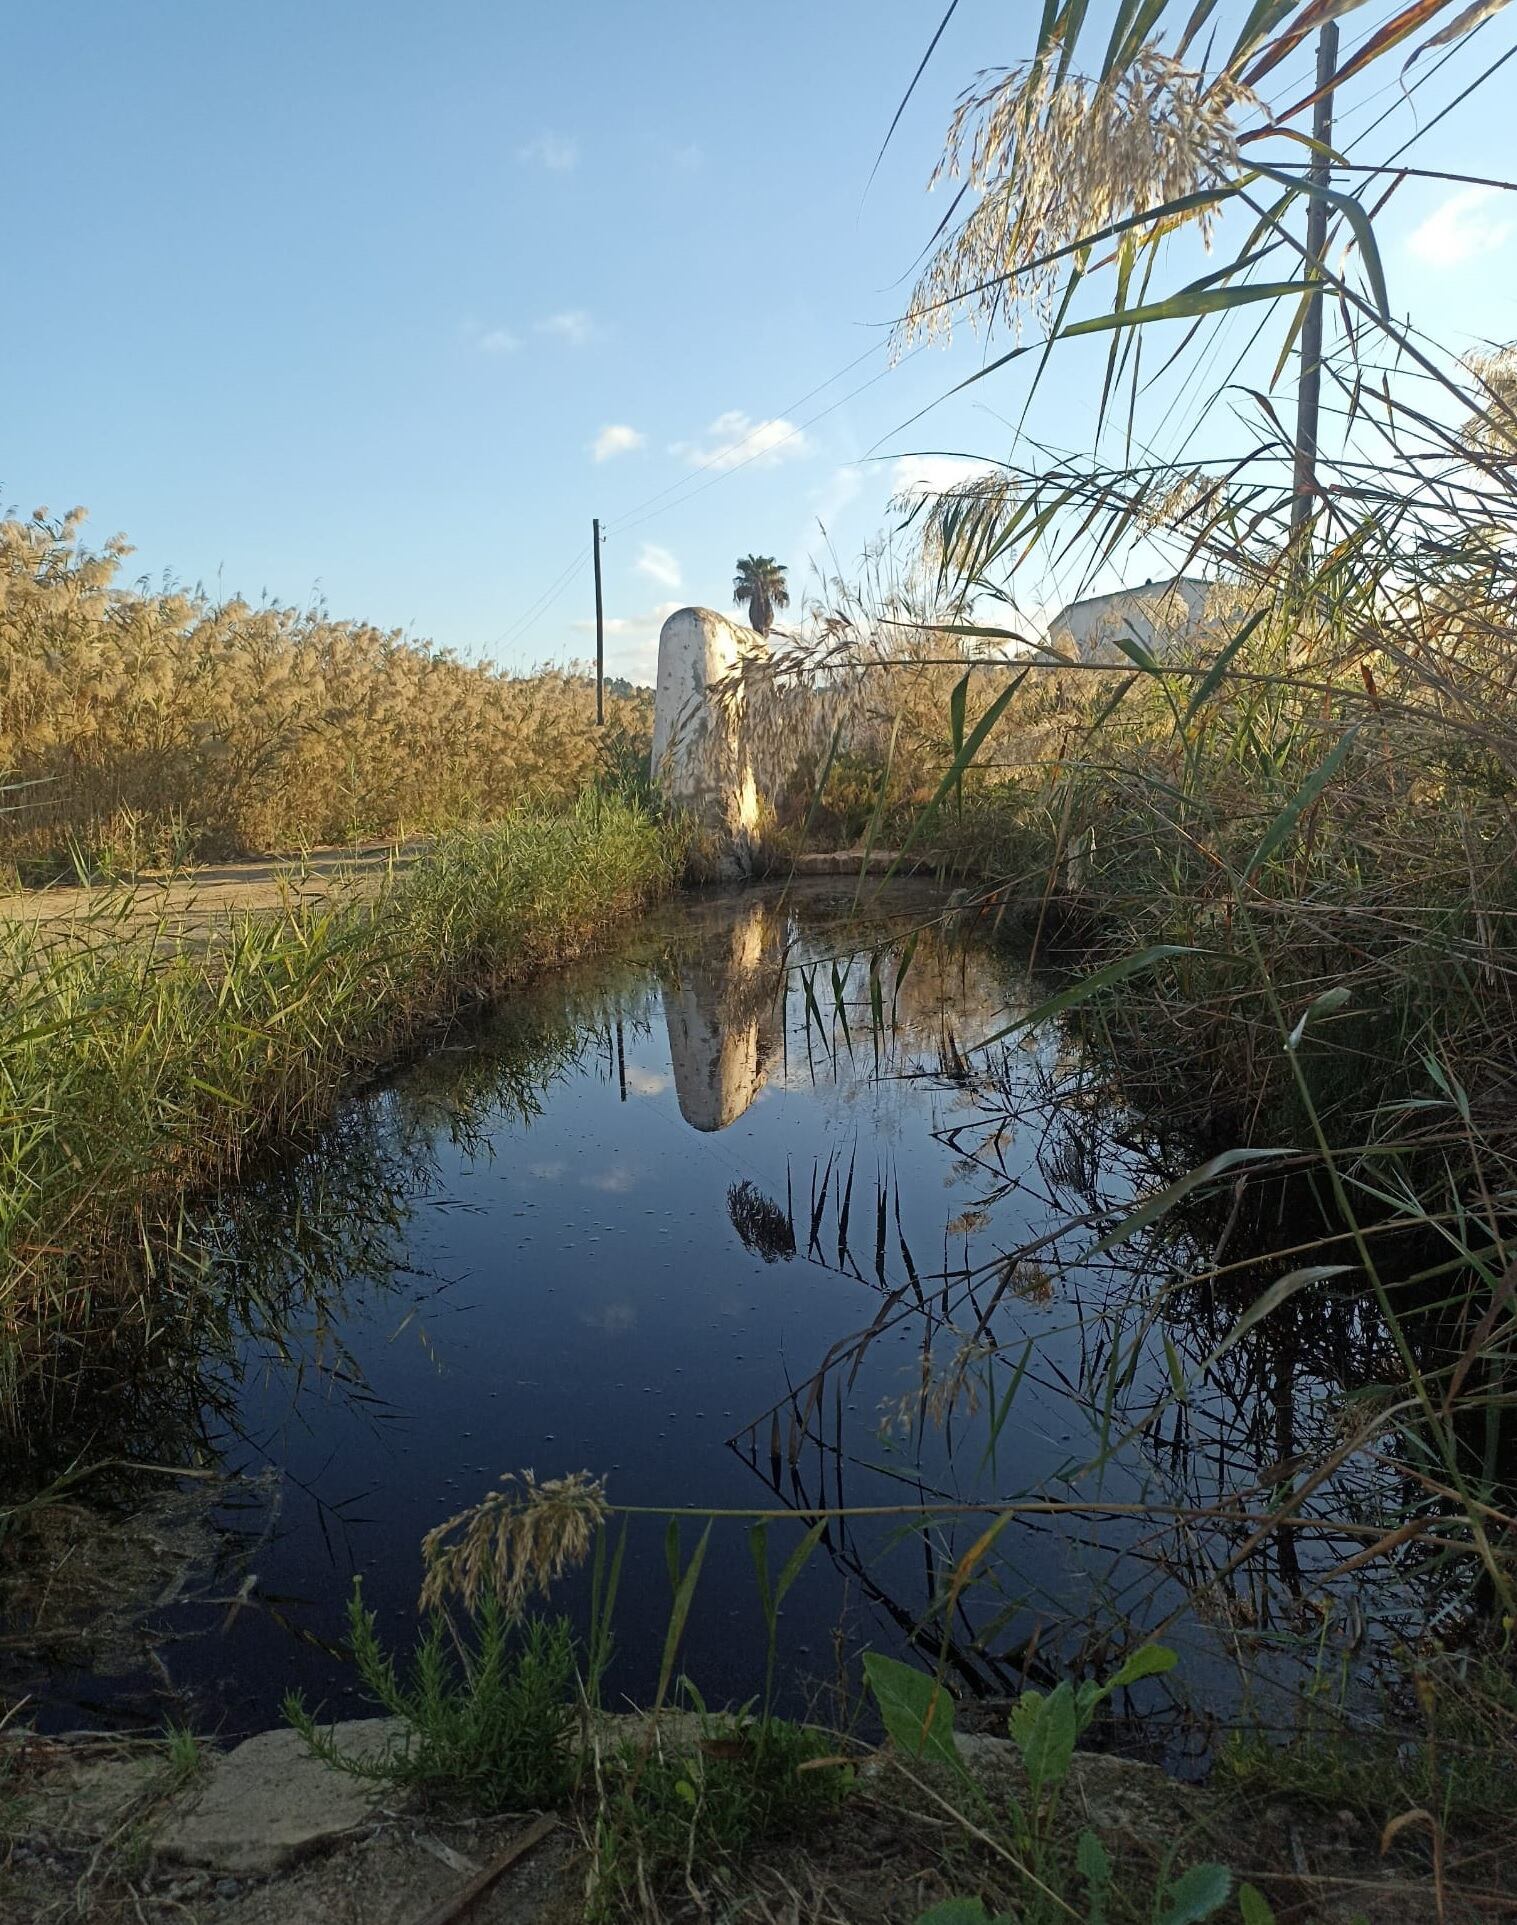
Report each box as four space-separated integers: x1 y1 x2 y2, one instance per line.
15 883 1421 1758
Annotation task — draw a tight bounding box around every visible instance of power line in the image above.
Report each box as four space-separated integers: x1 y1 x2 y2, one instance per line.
601 342 895 540
488 550 589 655
607 347 922 541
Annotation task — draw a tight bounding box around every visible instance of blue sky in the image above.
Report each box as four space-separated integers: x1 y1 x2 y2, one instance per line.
5 1 1517 681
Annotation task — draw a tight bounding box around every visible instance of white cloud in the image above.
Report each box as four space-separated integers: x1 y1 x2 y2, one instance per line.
460 319 520 354
571 599 682 684
537 309 596 346
889 454 999 502
579 1302 637 1333
583 1166 637 1193
593 423 645 462
519 132 578 172
671 409 811 471
635 543 681 589
812 464 864 529
623 1064 670 1095
1408 187 1513 268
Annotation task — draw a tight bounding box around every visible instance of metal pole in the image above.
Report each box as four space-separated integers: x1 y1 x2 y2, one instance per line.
592 517 605 725
1290 21 1339 564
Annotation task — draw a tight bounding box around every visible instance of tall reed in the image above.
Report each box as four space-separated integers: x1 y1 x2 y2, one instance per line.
0 507 650 874
0 800 682 1432
730 0 1517 1625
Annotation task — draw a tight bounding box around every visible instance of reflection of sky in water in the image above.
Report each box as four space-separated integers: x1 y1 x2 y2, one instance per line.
28 883 1423 1756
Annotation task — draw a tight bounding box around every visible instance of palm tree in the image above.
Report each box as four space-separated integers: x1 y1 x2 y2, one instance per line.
732 555 789 638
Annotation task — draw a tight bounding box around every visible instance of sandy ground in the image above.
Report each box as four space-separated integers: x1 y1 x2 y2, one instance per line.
0 841 424 943
0 845 925 946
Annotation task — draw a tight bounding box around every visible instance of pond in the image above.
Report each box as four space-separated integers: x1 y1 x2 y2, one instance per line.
5 881 1434 1761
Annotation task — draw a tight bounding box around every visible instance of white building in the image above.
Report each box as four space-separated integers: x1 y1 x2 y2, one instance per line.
1046 577 1215 664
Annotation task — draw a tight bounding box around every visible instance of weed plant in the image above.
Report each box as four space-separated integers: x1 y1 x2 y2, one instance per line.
1222 1640 1517 1837
867 1645 1244 1925
284 1581 578 1808
585 1688 850 1923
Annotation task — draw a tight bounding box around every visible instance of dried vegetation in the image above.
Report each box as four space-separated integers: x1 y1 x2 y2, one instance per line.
0 507 649 877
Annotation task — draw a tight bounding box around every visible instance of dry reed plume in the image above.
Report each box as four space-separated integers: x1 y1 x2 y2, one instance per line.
899 48 1258 348
420 1469 610 1616
0 506 650 874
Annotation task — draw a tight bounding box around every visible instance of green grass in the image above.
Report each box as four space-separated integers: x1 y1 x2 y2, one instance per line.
585 1695 852 1922
160 1721 203 1789
1220 1643 1517 1836
0 798 682 1437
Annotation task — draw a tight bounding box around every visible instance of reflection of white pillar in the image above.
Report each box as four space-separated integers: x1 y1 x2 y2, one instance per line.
663 901 775 1132
652 608 766 856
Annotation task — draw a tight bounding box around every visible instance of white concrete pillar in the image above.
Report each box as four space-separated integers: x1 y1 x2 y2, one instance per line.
651 607 768 855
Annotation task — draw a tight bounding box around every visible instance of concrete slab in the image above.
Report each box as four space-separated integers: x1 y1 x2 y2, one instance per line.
158 1718 406 1876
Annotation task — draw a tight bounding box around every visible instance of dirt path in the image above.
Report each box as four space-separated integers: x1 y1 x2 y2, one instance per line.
0 843 922 943
0 840 424 939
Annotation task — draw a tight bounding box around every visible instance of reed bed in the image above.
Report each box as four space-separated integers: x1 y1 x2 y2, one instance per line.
722 0 1517 1637
0 506 650 876
0 800 681 1431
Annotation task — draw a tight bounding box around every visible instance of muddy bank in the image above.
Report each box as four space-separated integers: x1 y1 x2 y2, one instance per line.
1 1715 1458 1924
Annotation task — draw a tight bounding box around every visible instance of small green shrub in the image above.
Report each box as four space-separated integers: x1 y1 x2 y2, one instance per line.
588 1694 851 1920
284 1580 577 1807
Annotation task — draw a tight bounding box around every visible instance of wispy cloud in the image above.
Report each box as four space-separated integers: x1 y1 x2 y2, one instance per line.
583 1166 637 1193
634 543 681 589
460 318 520 355
537 309 597 347
1408 186 1513 268
889 454 998 502
571 599 681 683
812 464 864 530
579 1301 637 1333
671 409 811 471
593 423 645 462
518 132 578 172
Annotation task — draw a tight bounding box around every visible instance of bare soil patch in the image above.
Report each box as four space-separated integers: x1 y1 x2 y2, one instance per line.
0 840 423 943
1 1717 1473 1924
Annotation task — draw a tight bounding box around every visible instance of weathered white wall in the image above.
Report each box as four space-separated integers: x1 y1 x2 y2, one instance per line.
1047 578 1215 664
652 607 768 855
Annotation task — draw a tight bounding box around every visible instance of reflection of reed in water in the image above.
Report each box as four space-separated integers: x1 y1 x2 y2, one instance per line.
660 899 781 1131
727 1179 797 1262
717 1062 1452 1733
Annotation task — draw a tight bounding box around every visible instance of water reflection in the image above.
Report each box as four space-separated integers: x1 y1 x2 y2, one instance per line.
661 897 780 1130
2 881 1494 1751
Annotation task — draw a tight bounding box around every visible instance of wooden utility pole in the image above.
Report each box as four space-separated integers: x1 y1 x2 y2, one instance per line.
1290 21 1340 565
592 517 605 725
